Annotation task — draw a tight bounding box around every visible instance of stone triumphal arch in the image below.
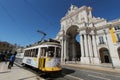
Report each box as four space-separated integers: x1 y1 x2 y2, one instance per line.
56 5 120 67
56 5 99 64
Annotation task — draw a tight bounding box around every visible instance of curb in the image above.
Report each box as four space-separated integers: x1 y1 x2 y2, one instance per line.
62 64 120 74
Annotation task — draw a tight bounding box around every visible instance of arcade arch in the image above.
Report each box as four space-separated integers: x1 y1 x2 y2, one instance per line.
99 47 111 63
66 25 81 61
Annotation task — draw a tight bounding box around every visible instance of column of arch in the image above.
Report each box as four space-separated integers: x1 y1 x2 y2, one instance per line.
117 47 120 60
79 28 100 64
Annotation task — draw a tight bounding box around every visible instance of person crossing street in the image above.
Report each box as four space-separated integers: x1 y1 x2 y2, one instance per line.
8 51 17 69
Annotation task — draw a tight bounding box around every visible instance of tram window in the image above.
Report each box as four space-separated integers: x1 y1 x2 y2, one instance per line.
24 51 27 56
40 47 47 56
27 50 29 56
25 50 27 56
25 50 29 57
32 49 35 57
35 48 38 57
31 49 33 57
26 51 29 56
29 50 31 57
26 50 28 56
24 51 26 56
56 47 61 58
47 47 55 57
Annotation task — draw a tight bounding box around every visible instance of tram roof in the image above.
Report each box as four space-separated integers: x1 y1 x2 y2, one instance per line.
25 39 61 49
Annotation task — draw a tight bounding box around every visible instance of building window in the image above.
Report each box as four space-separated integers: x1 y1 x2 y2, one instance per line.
99 36 104 44
116 34 120 42
114 25 120 30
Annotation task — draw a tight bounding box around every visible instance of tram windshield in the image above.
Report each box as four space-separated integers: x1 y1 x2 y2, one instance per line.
47 47 55 57
47 46 61 58
41 47 47 57
56 47 61 58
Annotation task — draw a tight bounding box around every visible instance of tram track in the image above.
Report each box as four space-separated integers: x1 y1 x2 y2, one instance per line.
16 61 120 80
15 62 83 80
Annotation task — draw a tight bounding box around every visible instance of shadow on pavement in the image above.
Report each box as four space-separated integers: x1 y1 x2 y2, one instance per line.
14 63 75 80
40 68 75 80
0 71 11 74
18 76 37 80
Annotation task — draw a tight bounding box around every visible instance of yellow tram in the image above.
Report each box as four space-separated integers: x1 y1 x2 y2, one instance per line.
22 39 62 72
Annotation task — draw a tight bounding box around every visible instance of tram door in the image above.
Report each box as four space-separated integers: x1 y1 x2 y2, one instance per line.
39 47 47 70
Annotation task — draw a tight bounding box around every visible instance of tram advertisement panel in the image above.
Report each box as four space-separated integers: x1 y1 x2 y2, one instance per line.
23 57 38 68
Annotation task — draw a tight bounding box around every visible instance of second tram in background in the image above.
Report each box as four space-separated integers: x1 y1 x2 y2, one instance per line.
22 39 62 72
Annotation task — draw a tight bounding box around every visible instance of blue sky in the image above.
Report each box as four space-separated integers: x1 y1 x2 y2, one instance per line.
0 0 120 47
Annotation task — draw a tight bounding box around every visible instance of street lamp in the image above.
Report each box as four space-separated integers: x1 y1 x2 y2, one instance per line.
103 29 115 69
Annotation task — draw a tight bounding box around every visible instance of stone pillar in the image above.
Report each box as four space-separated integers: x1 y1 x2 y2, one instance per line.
64 35 69 61
92 34 100 64
83 34 90 64
106 29 120 67
84 34 88 56
72 39 76 59
61 39 64 63
64 36 67 61
88 35 93 64
80 34 86 63
80 34 85 57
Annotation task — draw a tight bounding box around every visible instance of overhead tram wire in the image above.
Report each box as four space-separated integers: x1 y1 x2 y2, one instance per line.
0 1 57 46
0 1 32 46
23 0 58 28
0 1 15 24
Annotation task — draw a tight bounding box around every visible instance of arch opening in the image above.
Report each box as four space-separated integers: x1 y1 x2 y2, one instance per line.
99 48 111 63
66 26 81 61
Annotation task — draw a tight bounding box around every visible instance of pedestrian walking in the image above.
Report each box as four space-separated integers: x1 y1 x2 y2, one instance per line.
8 51 17 69
11 51 17 67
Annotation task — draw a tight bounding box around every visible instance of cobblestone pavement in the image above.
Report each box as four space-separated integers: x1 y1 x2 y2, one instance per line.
0 62 44 80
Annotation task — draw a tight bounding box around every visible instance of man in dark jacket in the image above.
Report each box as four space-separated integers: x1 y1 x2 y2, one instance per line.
8 51 17 69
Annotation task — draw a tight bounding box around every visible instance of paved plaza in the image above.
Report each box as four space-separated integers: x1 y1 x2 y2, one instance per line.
0 62 43 80
0 61 120 80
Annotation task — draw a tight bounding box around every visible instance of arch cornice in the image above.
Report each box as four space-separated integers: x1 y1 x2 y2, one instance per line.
61 6 90 22
77 20 120 33
93 20 120 31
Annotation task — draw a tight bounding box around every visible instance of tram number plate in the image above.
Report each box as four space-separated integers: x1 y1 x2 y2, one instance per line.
26 59 31 64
